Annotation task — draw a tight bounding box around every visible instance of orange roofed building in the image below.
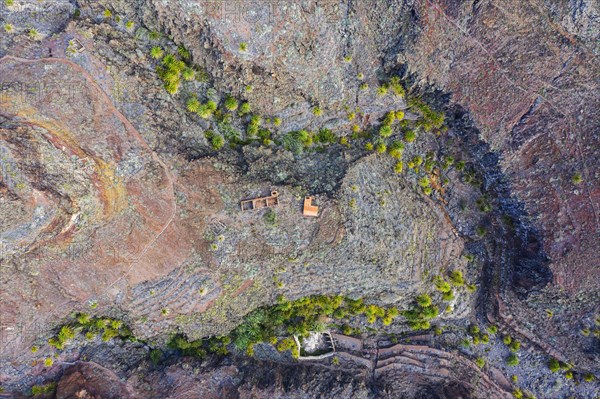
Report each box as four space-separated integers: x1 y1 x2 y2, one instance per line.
303 196 319 217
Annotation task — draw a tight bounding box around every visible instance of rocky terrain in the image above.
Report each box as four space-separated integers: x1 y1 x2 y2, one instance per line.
0 0 598 398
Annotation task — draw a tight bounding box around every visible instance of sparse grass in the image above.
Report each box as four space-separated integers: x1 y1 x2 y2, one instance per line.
103 9 112 18
312 106 322 116
548 358 560 372
571 172 582 184
475 357 485 368
4 23 14 33
360 83 369 91
5 0 14 6
344 55 352 62
125 21 135 30
239 42 248 52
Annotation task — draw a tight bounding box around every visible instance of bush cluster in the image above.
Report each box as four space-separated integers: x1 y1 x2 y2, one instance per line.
401 294 439 330
48 313 133 351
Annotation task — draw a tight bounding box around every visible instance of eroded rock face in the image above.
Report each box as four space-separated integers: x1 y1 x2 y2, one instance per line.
53 353 511 399
56 362 141 399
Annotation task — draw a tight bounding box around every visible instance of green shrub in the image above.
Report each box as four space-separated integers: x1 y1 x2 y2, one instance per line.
583 373 595 382
416 294 432 307
571 173 582 184
418 177 430 188
360 83 369 91
487 325 498 335
388 141 404 159
186 97 201 113
239 102 251 115
224 97 239 111
475 357 485 368
448 270 464 286
103 8 112 18
509 340 521 352
31 382 56 396
581 328 590 336
503 335 512 345
204 130 224 150
548 358 560 372
389 77 405 96
513 389 523 399
394 161 404 174
239 42 248 52
316 128 336 144
404 130 416 143
377 86 388 96
376 143 387 154
506 354 519 366
441 289 453 301
564 370 573 379
4 23 14 33
182 67 196 81
28 28 40 40
312 106 322 116
434 277 452 293
150 349 162 365
379 125 393 138
263 208 277 226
